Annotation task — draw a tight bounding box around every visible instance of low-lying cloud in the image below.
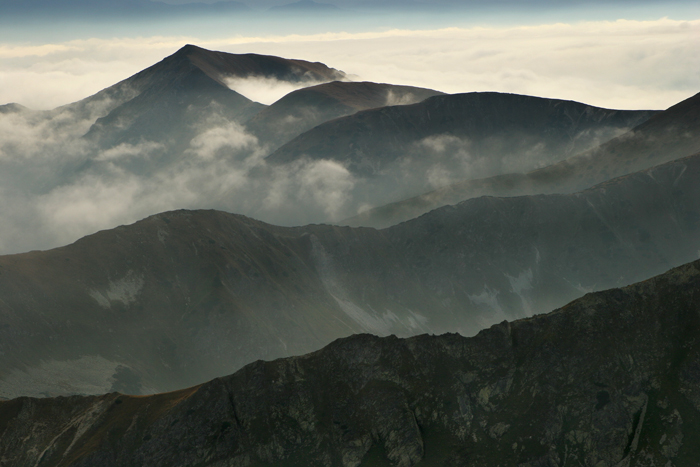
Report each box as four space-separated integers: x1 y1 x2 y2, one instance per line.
1 18 698 110
0 17 697 253
0 103 363 254
225 76 333 105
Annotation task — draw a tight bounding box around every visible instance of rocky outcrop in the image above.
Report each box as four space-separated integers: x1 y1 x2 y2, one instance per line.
2 259 700 466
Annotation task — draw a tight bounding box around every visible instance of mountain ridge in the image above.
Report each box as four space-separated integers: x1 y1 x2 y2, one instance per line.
84 44 345 150
343 91 700 228
1 257 699 466
1 151 700 398
246 80 444 150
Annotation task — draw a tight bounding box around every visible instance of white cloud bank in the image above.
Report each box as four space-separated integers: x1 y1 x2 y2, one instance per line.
0 18 698 110
0 17 697 254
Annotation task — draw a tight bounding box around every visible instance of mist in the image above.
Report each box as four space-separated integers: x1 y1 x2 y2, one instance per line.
0 16 697 254
2 18 698 110
0 101 362 254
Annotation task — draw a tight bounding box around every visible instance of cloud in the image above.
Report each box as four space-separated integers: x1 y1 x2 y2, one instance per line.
96 141 165 162
225 76 334 105
187 120 260 160
0 17 697 253
384 90 421 106
1 18 698 111
0 99 363 253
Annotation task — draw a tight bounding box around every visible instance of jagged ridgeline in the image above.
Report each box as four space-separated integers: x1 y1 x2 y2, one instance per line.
2 259 699 466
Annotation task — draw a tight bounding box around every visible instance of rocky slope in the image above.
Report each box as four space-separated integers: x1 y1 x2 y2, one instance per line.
344 91 700 228
2 258 700 466
1 152 700 399
246 81 444 151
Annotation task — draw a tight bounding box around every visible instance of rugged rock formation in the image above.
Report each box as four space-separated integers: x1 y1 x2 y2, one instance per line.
2 258 699 466
1 153 700 398
343 91 700 228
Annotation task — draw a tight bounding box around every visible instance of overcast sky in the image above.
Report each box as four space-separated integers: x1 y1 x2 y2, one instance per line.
0 11 698 111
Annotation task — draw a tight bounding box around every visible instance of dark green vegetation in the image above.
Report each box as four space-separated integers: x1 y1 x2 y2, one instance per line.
1 152 699 398
2 258 699 466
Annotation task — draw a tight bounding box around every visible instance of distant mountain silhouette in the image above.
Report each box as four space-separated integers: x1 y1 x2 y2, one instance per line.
344 91 700 228
247 81 444 150
1 152 699 398
266 92 656 191
84 45 345 152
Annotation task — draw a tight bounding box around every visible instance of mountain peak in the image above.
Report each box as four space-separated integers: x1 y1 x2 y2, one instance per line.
158 45 345 85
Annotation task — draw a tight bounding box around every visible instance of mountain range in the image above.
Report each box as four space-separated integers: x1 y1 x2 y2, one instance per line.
2 257 699 466
267 92 656 178
84 44 344 155
343 91 700 228
246 81 444 151
1 44 700 463
1 150 699 399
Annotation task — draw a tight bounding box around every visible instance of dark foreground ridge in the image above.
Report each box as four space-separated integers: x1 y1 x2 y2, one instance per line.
2 259 700 466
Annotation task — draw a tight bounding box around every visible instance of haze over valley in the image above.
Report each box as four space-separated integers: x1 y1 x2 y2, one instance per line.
1 2 700 465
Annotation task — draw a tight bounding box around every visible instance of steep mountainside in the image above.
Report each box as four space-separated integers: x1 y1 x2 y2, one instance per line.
1 153 700 398
84 44 345 152
246 81 444 151
2 259 700 466
267 92 657 179
344 91 700 228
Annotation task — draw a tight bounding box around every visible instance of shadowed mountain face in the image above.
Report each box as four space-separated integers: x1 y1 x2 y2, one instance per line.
266 92 657 180
85 44 345 153
246 81 444 151
1 153 700 398
2 258 700 466
344 91 700 228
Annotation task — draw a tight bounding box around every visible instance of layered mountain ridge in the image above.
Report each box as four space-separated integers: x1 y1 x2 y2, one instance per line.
344 91 700 228
246 81 444 151
2 257 699 466
84 44 345 151
267 91 657 177
1 151 699 398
